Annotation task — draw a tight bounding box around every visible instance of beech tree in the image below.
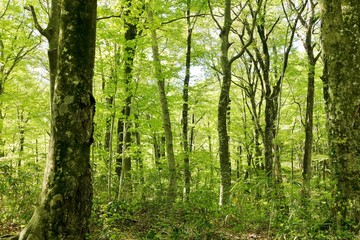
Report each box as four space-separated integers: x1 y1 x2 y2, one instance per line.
208 0 260 206
11 0 97 239
149 7 177 203
320 0 360 231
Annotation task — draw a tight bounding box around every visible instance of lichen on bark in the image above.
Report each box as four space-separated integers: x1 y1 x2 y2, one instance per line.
18 0 97 239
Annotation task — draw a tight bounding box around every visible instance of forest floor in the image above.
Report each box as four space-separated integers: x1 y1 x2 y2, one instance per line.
1 219 269 240
89 203 270 239
1 203 270 239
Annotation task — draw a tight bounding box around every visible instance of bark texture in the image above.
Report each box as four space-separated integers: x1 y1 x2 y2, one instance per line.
150 24 177 203
301 0 320 193
182 0 193 202
217 0 232 206
321 0 360 230
19 0 97 239
117 3 138 198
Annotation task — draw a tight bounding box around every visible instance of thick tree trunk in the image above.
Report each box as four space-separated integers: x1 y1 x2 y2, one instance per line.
18 0 97 239
321 0 360 230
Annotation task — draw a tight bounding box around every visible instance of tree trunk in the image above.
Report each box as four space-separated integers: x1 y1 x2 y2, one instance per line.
150 25 177 203
321 0 360 230
117 9 137 199
27 0 61 110
182 0 192 202
0 38 5 158
301 0 319 196
18 0 97 239
216 0 232 207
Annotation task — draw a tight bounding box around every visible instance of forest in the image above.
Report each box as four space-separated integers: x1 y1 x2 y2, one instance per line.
0 0 359 239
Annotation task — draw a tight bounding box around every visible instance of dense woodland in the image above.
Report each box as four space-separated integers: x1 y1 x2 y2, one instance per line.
0 0 359 239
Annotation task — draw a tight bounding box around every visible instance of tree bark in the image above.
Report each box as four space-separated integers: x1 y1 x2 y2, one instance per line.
117 6 138 199
150 21 177 203
209 0 260 205
301 0 320 195
27 0 61 109
216 0 232 206
320 0 360 230
18 0 97 239
182 0 193 202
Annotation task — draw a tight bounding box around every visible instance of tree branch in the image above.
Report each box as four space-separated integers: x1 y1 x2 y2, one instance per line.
24 5 50 39
161 13 208 25
207 0 222 30
97 14 122 21
0 0 11 19
229 0 263 64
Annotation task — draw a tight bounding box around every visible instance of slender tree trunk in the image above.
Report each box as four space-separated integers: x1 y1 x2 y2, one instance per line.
301 0 319 196
150 24 177 203
27 0 61 109
256 4 301 183
104 96 114 150
116 117 124 177
17 110 27 168
107 109 115 202
134 115 145 202
321 0 360 230
0 38 5 158
216 0 232 206
209 0 259 205
255 22 273 180
117 10 137 199
18 0 97 238
182 0 192 202
302 59 315 190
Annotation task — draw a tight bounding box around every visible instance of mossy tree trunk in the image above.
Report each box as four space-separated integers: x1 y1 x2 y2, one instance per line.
320 0 360 231
117 1 139 199
18 0 97 239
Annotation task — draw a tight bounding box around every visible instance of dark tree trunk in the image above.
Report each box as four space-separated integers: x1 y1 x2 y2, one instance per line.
255 4 301 184
209 0 259 205
116 117 124 177
182 0 193 202
301 0 320 195
321 0 360 230
117 8 137 198
18 0 97 239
